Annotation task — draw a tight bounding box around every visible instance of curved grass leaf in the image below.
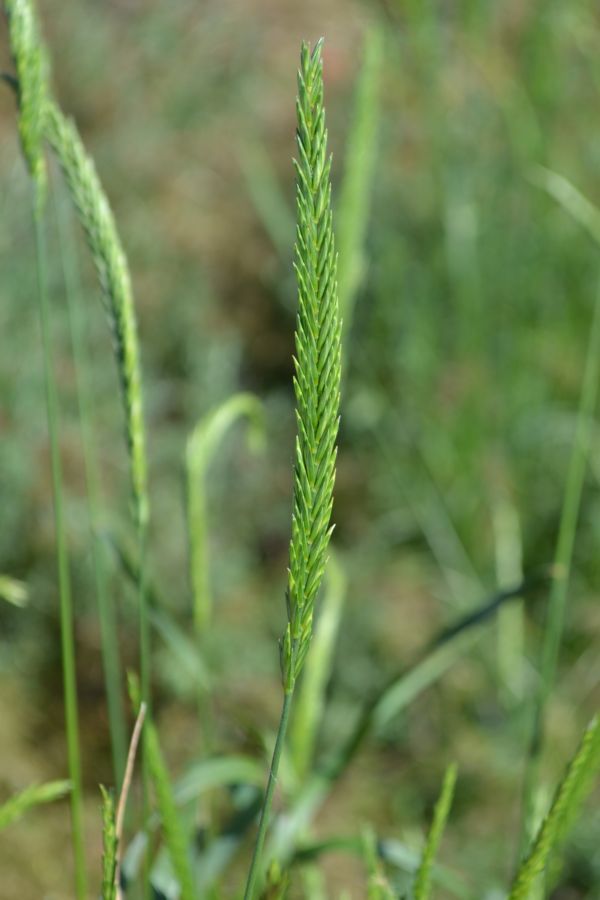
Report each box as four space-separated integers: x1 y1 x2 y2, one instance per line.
186 392 264 634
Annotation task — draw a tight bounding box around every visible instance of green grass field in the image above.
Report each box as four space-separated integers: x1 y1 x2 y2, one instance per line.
2 1 600 897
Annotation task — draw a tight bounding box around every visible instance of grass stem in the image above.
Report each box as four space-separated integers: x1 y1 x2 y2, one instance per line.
243 690 294 900
33 195 87 900
53 181 127 787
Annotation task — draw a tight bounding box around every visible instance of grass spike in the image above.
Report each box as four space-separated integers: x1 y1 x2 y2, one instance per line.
243 39 341 900
283 36 342 694
100 787 118 900
0 780 72 831
509 716 600 900
44 100 149 531
2 0 48 205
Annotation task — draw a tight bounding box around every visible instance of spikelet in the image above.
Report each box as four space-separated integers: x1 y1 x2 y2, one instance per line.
282 39 342 692
100 787 117 900
44 101 149 528
3 0 48 203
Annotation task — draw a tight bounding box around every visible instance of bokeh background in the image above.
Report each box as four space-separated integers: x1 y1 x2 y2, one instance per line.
2 0 600 897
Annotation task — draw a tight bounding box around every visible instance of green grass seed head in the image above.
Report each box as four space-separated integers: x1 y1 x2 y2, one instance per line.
282 38 342 693
3 0 49 203
44 101 149 529
99 786 118 900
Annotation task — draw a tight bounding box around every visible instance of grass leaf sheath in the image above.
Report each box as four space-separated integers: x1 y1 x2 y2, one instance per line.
244 38 342 899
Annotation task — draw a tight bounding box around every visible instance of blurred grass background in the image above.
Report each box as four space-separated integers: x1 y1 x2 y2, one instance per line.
2 0 600 896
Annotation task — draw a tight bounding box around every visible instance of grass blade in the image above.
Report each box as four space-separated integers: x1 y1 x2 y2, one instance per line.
336 24 383 334
186 392 264 635
413 763 458 900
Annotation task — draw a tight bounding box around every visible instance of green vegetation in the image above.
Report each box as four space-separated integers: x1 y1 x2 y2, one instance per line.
2 1 600 898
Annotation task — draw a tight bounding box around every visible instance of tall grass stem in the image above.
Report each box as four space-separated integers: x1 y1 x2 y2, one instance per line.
53 180 127 785
243 691 293 900
33 198 87 900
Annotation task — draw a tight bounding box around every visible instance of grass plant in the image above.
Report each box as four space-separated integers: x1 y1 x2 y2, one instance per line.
243 38 342 899
5 3 600 898
3 3 87 894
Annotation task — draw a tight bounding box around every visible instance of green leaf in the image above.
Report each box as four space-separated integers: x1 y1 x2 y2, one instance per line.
413 763 457 900
337 24 384 333
186 392 264 634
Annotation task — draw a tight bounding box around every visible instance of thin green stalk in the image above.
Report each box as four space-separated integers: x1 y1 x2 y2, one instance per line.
53 182 127 786
137 520 152 899
4 2 87 892
521 282 600 851
336 24 383 335
413 763 457 900
243 691 293 900
33 201 87 900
